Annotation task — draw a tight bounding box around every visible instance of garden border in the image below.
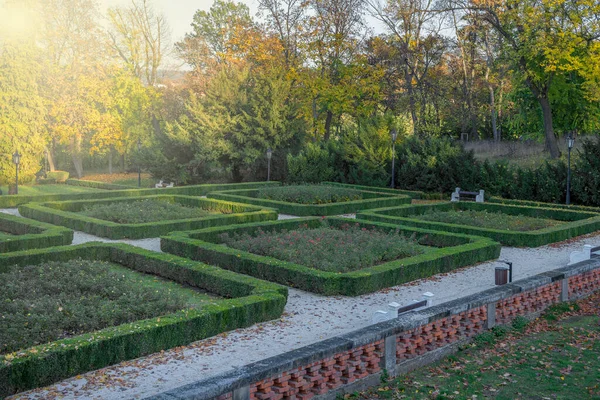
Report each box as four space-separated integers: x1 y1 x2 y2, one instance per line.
160 217 500 296
321 182 425 199
18 195 278 239
0 181 280 208
357 201 600 247
145 252 600 400
207 188 412 216
0 213 73 253
0 242 287 398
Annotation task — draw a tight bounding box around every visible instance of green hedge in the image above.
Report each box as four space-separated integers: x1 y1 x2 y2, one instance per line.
66 179 136 190
0 243 287 397
487 196 600 213
357 202 600 247
161 217 500 296
19 196 278 239
0 181 281 208
322 182 425 199
207 188 411 216
0 213 73 253
46 171 69 183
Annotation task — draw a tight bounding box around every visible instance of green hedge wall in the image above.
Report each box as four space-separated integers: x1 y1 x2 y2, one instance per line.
66 179 136 190
357 202 600 247
0 243 287 397
161 217 500 296
487 196 600 213
207 189 411 216
18 196 278 239
0 213 73 253
322 182 425 199
0 181 281 208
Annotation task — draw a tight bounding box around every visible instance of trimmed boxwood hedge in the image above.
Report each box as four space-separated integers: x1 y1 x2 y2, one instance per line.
0 181 281 208
18 195 278 239
66 178 137 190
160 217 500 296
207 188 412 216
487 196 600 213
0 243 287 398
0 213 73 253
322 182 425 199
357 202 600 247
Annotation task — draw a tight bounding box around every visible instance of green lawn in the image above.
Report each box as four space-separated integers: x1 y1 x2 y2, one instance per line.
350 294 600 400
0 184 105 196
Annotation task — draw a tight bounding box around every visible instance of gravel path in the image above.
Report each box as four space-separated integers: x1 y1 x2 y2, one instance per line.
3 208 600 399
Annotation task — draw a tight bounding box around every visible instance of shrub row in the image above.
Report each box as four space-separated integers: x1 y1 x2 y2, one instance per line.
160 217 501 296
0 213 73 253
357 202 600 247
0 243 287 398
322 182 425 199
66 178 136 190
46 171 70 183
207 189 411 216
18 196 278 239
0 181 281 208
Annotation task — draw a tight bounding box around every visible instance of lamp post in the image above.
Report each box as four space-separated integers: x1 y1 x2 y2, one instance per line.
12 150 20 195
566 132 575 205
137 138 142 188
390 129 398 188
267 147 272 182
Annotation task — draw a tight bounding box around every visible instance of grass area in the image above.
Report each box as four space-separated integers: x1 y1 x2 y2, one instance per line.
349 292 600 400
418 209 563 231
81 172 155 188
257 185 363 205
0 184 105 196
219 222 425 273
79 198 220 224
0 230 15 239
0 259 218 355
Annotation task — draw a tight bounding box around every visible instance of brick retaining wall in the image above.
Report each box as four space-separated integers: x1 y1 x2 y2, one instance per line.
148 258 600 400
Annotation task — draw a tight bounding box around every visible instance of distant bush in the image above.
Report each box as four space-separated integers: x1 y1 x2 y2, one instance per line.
257 185 362 204
287 142 342 183
46 171 70 183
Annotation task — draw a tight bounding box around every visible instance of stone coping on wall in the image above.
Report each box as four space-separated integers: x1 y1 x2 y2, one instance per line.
146 256 600 400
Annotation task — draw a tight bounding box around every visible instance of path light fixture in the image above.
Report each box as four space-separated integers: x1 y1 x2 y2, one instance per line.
390 129 398 188
12 150 20 195
566 131 575 205
137 138 142 188
267 147 272 182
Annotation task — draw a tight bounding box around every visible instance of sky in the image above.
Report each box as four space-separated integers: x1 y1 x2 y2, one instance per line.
99 0 261 44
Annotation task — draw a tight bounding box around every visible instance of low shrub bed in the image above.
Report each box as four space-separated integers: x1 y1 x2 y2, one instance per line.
0 181 280 208
0 213 73 253
18 195 277 239
208 188 411 216
322 182 425 199
357 202 600 247
0 243 286 397
256 184 363 204
161 217 500 295
220 223 425 273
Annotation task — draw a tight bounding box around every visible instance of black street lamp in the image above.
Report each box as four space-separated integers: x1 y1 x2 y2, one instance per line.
266 147 272 182
12 150 20 195
137 138 142 188
390 129 398 188
566 132 575 205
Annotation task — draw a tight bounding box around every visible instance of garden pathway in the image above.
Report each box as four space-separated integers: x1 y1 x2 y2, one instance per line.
3 207 600 399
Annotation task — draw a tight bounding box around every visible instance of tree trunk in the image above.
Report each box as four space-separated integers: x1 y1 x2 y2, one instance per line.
324 110 333 141
405 69 419 135
121 153 126 173
108 148 113 175
538 95 560 158
489 85 499 142
46 146 56 171
70 136 84 178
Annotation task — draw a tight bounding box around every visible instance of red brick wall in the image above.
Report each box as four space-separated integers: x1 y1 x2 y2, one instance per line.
569 269 600 298
495 282 561 324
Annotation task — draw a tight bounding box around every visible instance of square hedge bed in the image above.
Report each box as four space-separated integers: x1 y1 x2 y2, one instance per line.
207 187 411 216
0 243 287 398
0 181 280 208
0 213 72 253
357 202 600 247
18 195 278 239
160 217 500 296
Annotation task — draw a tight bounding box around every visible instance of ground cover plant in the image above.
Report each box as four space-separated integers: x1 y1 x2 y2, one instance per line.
219 223 424 273
256 185 363 204
208 186 411 216
80 198 220 224
418 209 562 231
18 195 276 239
0 243 286 397
161 217 500 295
1 259 217 355
350 292 600 400
358 201 600 247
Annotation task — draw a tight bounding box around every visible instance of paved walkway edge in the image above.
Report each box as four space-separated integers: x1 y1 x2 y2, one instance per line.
146 257 600 400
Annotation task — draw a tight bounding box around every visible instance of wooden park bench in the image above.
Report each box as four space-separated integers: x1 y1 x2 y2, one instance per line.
450 187 485 203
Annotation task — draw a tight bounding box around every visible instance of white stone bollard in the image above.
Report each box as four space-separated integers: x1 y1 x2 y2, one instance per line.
451 187 461 202
568 244 593 266
476 190 485 203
